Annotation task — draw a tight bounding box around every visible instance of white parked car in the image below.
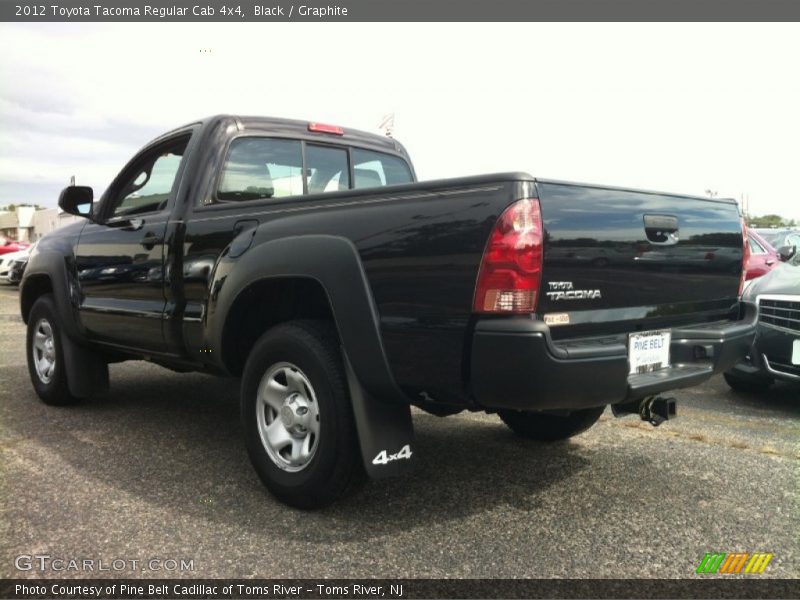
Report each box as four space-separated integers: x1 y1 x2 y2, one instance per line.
0 247 31 284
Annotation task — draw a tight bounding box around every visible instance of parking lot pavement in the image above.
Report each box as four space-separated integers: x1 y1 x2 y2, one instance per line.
0 284 798 579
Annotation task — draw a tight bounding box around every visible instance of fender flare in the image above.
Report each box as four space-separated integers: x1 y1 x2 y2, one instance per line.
209 234 414 477
21 250 83 340
209 234 402 402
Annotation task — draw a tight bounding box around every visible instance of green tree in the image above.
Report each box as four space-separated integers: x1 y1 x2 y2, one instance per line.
748 214 795 228
0 203 45 212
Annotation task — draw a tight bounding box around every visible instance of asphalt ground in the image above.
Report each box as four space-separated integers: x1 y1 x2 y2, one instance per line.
0 284 797 579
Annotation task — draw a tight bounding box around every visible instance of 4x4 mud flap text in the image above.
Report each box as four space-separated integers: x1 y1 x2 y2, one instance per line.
344 354 414 478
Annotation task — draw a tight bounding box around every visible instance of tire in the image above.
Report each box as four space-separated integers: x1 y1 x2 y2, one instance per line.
26 294 80 406
498 406 605 441
723 371 773 393
241 320 361 509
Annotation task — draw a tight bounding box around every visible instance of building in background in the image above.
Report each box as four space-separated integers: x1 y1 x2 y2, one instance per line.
0 206 36 241
31 208 83 241
0 206 83 242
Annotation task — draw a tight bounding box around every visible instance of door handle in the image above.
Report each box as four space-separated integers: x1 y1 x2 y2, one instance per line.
643 214 679 246
109 217 143 231
141 232 161 250
765 259 775 266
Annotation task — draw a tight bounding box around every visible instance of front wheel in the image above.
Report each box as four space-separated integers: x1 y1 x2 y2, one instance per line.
498 406 605 441
241 320 361 509
26 294 80 406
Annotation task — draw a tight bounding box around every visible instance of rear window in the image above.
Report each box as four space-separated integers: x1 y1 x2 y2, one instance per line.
216 137 413 202
218 138 303 201
352 148 413 189
306 145 350 194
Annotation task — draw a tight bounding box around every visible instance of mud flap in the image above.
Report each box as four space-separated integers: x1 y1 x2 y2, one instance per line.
344 354 414 479
61 333 109 398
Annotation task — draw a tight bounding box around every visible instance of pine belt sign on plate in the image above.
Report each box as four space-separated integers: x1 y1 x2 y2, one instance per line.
628 330 671 374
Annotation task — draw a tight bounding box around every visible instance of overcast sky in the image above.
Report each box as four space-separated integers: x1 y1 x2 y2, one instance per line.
1 23 799 220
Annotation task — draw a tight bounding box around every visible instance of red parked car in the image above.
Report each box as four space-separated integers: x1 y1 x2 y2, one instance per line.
0 237 30 255
745 229 790 280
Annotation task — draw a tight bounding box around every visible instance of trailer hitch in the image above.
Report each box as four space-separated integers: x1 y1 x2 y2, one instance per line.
612 396 677 426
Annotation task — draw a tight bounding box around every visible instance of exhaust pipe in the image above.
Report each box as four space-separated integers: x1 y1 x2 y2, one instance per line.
611 396 677 426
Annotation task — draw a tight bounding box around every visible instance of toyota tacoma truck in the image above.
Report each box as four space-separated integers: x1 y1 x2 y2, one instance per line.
21 115 756 508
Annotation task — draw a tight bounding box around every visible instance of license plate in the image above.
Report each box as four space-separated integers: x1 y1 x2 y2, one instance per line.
793 340 800 365
628 330 671 374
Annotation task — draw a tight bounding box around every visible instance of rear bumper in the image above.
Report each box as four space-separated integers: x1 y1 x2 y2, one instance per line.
470 304 757 411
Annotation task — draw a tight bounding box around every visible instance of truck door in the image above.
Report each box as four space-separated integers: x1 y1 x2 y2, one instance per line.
75 133 191 352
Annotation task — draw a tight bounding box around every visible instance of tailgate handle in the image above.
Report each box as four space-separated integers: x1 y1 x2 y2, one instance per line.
643 214 679 245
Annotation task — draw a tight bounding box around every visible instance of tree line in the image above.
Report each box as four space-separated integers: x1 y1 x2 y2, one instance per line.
747 214 797 228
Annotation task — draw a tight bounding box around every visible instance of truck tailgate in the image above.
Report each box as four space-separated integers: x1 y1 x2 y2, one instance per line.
536 181 743 329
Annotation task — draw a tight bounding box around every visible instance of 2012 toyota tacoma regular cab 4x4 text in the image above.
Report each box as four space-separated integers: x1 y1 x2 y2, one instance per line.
21 115 757 508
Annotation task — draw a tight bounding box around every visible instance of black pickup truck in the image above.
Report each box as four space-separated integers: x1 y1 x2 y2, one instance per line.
21 115 756 508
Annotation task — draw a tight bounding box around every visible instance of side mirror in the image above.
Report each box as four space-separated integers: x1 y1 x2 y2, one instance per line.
777 245 796 262
58 186 94 218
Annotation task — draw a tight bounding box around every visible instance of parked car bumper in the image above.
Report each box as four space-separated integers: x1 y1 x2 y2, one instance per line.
727 322 800 383
470 305 757 411
7 259 28 284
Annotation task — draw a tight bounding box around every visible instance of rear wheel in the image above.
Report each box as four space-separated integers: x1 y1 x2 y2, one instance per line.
241 320 361 509
498 406 605 441
723 371 773 393
26 294 80 406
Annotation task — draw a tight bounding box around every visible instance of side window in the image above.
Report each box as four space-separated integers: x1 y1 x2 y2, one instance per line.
218 138 303 201
352 149 413 189
306 145 350 194
110 138 188 217
748 237 766 255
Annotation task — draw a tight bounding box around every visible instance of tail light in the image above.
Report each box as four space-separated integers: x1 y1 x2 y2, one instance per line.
473 198 543 313
739 219 750 295
308 122 344 135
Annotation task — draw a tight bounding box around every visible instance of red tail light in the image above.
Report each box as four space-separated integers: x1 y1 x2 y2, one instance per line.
473 198 544 313
739 219 750 295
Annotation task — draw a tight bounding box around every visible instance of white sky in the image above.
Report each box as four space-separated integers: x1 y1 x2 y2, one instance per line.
0 22 798 220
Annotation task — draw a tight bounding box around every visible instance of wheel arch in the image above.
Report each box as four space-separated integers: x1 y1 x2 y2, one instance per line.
20 251 83 340
20 273 54 324
210 235 415 478
209 235 404 403
220 276 335 376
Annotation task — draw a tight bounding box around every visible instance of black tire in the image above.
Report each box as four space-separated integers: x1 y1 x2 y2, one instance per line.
241 320 361 509
26 294 80 406
723 371 773 393
498 406 605 441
